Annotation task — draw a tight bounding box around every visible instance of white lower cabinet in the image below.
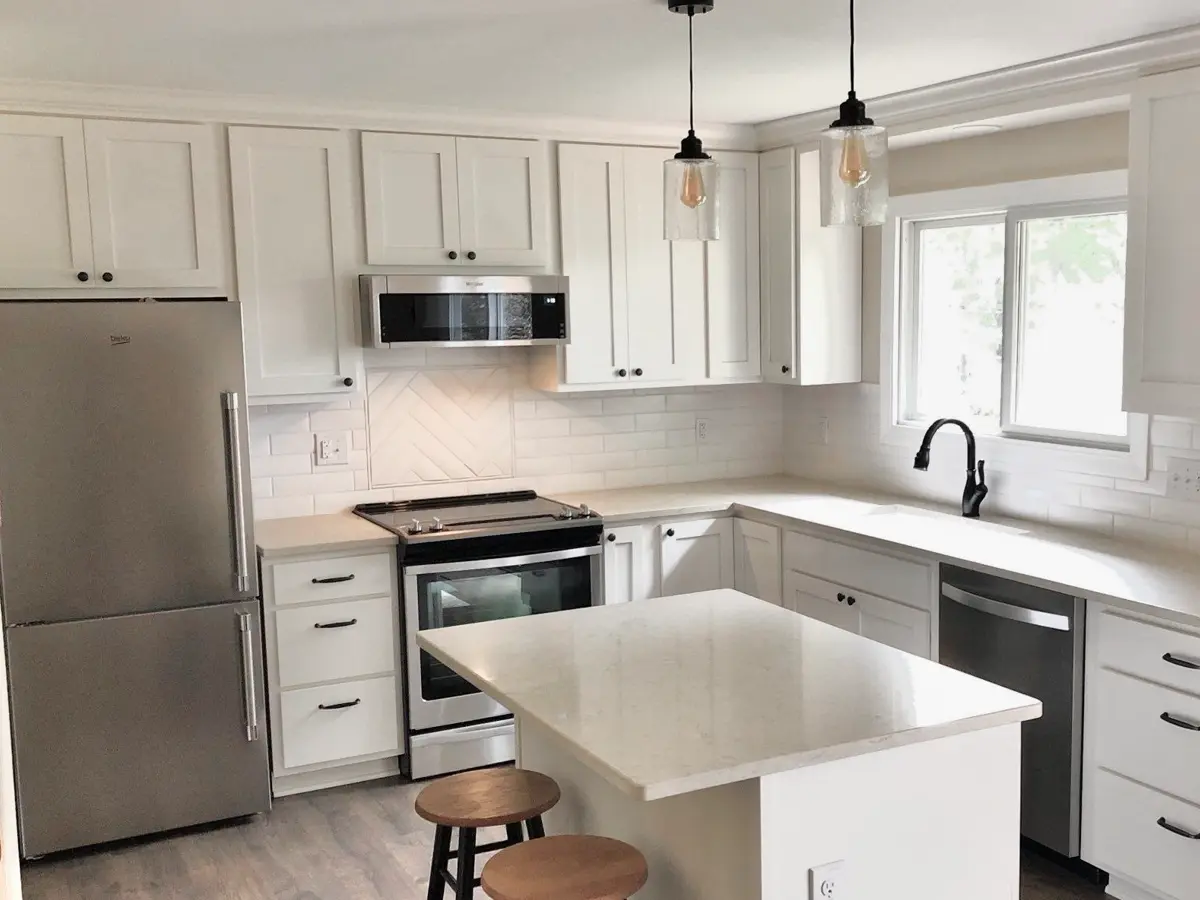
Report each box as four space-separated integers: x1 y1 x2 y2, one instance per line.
660 518 735 596
782 568 931 657
261 547 403 796
733 519 781 605
1083 605 1200 900
603 524 656 604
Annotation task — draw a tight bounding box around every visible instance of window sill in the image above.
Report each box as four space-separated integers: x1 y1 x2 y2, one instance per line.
880 416 1149 481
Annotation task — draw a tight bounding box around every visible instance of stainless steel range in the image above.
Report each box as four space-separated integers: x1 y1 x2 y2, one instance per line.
354 491 603 778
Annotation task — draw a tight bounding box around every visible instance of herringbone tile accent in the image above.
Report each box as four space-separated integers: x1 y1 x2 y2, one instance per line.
366 367 514 487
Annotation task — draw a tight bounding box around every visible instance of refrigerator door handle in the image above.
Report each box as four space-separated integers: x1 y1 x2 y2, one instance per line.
238 612 260 742
223 391 252 594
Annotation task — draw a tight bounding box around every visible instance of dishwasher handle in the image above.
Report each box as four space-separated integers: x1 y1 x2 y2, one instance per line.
942 584 1072 632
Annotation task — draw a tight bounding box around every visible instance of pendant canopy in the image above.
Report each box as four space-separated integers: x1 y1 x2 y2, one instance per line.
820 0 889 226
665 0 720 241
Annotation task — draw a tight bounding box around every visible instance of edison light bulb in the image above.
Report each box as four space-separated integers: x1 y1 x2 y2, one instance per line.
838 132 872 188
680 163 708 209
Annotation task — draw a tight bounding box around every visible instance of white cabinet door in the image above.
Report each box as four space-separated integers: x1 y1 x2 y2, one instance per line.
559 143 632 387
1125 66 1200 414
660 518 735 596
603 525 656 604
708 152 761 379
83 120 222 289
457 137 549 267
856 592 932 658
733 519 781 605
361 132 460 266
760 146 797 384
230 127 360 400
782 569 858 632
624 148 704 384
0 114 93 288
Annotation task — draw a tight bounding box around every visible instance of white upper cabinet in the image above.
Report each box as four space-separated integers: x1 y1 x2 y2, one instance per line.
707 152 762 379
83 120 223 289
1125 66 1200 415
229 127 360 401
760 146 862 386
0 115 221 290
361 132 549 267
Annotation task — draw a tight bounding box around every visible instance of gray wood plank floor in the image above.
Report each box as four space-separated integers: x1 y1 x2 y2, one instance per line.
21 777 1106 900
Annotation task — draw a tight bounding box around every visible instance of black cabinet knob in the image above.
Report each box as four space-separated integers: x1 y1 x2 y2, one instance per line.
665 528 676 538
448 251 459 260
782 365 790 374
847 596 857 606
343 377 355 387
617 369 628 377
633 368 644 377
607 533 617 543
467 251 477 260
101 272 114 283
76 271 89 282
837 593 846 602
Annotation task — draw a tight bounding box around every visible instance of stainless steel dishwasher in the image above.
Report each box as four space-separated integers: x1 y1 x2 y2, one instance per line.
939 564 1086 858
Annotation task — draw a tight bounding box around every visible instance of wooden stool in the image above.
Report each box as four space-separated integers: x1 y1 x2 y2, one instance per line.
481 835 649 900
416 768 561 900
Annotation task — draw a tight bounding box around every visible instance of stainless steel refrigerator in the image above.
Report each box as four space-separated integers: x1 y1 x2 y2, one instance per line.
0 300 270 858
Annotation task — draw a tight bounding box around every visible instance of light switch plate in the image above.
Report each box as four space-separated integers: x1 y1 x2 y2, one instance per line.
809 860 845 900
314 431 349 467
1166 457 1200 501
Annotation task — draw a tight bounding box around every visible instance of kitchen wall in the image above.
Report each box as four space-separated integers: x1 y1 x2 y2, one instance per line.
250 348 784 518
785 113 1200 551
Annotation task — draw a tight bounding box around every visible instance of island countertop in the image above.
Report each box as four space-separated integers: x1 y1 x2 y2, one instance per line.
417 590 1042 801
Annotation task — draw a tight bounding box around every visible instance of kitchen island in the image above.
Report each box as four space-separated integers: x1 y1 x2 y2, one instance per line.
418 590 1041 900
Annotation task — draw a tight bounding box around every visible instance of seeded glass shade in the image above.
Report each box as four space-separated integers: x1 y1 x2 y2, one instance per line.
664 157 720 241
820 124 889 226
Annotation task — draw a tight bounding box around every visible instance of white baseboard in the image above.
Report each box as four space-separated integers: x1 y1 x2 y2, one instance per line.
1107 873 1178 900
272 756 402 797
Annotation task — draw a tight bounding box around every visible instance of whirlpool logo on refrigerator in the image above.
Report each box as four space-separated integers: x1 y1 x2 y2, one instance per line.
109 335 131 346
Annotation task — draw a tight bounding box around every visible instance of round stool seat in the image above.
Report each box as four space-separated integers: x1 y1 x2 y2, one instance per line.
481 835 649 900
415 768 561 829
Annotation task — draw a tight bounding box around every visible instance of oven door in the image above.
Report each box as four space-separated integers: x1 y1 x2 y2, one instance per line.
403 546 601 732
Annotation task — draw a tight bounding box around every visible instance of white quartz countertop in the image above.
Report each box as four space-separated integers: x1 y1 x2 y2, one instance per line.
418 590 1042 800
553 476 1200 628
255 512 398 559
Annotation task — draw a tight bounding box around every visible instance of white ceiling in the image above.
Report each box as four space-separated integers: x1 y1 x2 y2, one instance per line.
1 0 1198 125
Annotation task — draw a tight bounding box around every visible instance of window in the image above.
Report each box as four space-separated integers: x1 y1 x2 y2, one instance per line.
895 183 1129 449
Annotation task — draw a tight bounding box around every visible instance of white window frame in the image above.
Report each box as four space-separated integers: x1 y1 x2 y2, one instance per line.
881 170 1149 481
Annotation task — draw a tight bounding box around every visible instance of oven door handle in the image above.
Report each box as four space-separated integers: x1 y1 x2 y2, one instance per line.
942 584 1072 631
404 545 602 576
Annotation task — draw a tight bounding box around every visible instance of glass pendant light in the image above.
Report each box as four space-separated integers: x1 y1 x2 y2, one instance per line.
665 0 719 242
820 0 888 227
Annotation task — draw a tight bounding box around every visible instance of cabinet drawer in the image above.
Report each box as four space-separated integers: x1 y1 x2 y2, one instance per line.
1091 667 1200 806
783 531 932 609
1093 609 1200 697
271 553 393 605
275 597 396 688
1088 768 1200 900
278 676 400 770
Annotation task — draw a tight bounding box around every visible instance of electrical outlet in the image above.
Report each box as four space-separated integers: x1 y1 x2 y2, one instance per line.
696 418 710 443
809 860 844 900
314 431 349 467
1166 457 1200 501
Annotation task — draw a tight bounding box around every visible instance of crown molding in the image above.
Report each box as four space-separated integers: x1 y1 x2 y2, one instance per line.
0 78 759 151
755 24 1200 150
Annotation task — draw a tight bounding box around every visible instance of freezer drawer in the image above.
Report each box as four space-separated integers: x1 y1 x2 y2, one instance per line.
7 603 270 857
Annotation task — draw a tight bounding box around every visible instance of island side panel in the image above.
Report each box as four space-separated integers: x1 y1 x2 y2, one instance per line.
760 723 1022 900
517 717 762 900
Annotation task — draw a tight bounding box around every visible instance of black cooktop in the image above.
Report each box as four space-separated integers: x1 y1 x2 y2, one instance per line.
354 490 599 542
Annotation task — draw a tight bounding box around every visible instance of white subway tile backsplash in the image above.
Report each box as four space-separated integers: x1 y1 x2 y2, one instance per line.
1150 496 1200 529
604 431 667 452
570 415 636 436
571 451 638 473
604 467 670 489
515 457 573 477
638 447 698 467
1079 486 1152 518
252 453 314 477
252 495 315 519
602 395 666 415
515 418 572 439
536 399 603 419
636 412 696 431
1047 505 1114 535
251 477 273 500
310 409 366 431
518 435 605 457
1151 419 1194 449
272 471 357 496
270 433 314 456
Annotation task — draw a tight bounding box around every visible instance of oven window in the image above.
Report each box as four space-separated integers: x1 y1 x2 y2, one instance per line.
416 554 594 701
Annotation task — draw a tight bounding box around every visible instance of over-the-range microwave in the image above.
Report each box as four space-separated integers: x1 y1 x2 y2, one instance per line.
359 275 569 349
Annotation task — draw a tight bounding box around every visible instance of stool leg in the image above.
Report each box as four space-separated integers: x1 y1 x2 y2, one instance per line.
525 815 545 839
427 825 452 900
455 826 477 900
505 822 523 845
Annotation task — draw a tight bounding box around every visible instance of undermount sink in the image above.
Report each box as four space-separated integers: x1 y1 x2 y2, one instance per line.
865 505 1030 537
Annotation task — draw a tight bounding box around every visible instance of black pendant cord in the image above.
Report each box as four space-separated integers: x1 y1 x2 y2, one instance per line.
688 9 696 135
848 0 856 96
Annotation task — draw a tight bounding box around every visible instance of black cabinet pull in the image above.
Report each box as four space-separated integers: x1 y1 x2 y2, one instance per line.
314 619 359 630
1157 817 1200 839
448 251 459 260
311 574 356 585
318 699 362 711
665 528 676 537
633 368 644 377
76 271 89 282
1161 712 1200 731
1164 653 1200 670
847 596 857 606
616 369 628 377
837 593 846 602
782 365 790 374
607 533 617 543
343 377 355 387
467 251 477 260
101 272 114 283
